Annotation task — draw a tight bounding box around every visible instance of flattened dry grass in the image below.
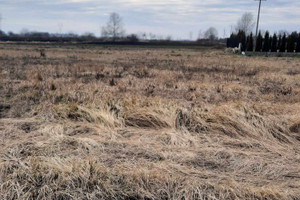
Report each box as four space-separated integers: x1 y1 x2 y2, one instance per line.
0 43 300 199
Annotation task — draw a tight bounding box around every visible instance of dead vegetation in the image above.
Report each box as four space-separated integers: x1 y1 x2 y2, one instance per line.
0 43 300 199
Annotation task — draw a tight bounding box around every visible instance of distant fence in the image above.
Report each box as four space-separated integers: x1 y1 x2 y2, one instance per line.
245 51 300 57
0 36 225 47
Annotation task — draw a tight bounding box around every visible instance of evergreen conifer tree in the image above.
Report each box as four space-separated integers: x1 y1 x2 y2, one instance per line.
271 33 278 52
287 32 297 52
280 33 286 52
291 32 298 42
230 33 236 39
296 33 300 52
263 31 270 52
278 35 282 52
287 34 295 52
269 37 272 52
255 31 262 52
247 32 254 51
246 35 250 49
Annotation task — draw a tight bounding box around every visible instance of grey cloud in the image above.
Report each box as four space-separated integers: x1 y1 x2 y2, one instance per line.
0 0 299 38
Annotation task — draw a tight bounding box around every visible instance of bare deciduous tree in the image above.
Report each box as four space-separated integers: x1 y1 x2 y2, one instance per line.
101 12 125 41
204 27 218 43
235 12 255 35
20 28 29 36
198 30 203 40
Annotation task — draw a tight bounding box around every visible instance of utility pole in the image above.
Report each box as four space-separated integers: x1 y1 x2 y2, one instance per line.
0 14 3 32
255 0 266 38
0 13 6 38
58 23 63 36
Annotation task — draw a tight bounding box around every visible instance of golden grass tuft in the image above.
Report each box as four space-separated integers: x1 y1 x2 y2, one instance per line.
124 109 170 129
208 104 291 143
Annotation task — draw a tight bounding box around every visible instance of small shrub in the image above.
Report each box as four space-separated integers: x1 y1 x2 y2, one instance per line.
259 79 292 96
0 104 11 118
40 49 46 58
188 85 196 92
95 72 105 80
134 66 149 78
170 53 182 57
145 84 155 96
50 81 57 91
286 69 300 76
290 122 300 133
36 71 43 81
109 78 116 86
175 109 208 133
216 85 223 93
240 68 259 76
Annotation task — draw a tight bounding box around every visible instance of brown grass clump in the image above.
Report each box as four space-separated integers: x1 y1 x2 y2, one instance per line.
125 109 170 129
2 157 294 200
175 108 208 133
290 121 300 133
208 104 291 142
0 43 300 199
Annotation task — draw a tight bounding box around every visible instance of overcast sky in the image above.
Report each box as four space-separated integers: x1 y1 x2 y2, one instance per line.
0 0 299 39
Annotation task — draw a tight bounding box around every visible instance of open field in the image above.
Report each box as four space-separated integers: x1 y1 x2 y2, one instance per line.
0 43 300 199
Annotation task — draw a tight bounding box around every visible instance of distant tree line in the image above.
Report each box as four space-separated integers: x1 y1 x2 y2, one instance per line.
0 29 141 43
0 30 208 45
0 29 224 47
0 29 225 46
230 30 300 52
0 12 226 46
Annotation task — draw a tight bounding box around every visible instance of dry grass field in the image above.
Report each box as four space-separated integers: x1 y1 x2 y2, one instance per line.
0 43 300 200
